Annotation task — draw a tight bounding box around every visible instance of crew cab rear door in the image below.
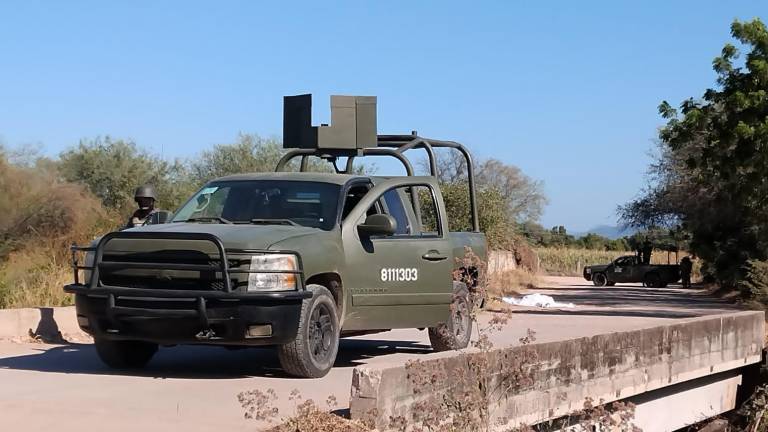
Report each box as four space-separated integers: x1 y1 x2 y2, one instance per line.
340 177 453 330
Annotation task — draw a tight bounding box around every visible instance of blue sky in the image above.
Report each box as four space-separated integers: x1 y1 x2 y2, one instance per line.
0 1 765 232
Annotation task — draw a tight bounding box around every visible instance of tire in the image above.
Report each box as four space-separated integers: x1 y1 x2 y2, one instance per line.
644 273 661 288
94 339 158 369
429 283 472 352
606 281 616 287
592 273 608 287
278 285 340 378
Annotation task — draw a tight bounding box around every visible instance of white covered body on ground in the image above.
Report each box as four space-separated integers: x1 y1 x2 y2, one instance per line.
502 293 575 308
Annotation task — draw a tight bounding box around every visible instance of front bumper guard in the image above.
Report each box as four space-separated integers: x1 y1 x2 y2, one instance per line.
66 231 312 340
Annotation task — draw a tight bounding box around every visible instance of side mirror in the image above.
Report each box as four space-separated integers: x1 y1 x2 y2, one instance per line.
358 214 397 236
148 210 173 225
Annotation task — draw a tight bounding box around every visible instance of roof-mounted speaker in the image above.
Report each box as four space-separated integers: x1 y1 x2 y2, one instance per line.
283 94 377 150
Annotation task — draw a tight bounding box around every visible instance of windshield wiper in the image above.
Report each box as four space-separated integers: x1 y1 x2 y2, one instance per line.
249 218 299 226
184 217 233 224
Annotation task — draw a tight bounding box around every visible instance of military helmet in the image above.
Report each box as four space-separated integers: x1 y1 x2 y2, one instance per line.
134 184 157 201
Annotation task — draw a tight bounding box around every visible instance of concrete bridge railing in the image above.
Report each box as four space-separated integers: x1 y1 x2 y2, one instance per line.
350 311 765 431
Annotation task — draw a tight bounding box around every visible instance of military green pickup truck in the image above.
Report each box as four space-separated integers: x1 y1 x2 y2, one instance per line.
65 95 487 378
583 255 681 288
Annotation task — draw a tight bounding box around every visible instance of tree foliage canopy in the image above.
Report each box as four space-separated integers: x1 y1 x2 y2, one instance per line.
188 134 286 184
421 150 547 223
59 137 191 213
621 18 768 285
417 149 547 250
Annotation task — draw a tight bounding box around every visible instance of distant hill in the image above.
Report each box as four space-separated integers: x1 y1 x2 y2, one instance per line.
574 225 638 240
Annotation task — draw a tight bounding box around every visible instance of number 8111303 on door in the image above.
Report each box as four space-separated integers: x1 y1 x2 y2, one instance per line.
380 268 419 282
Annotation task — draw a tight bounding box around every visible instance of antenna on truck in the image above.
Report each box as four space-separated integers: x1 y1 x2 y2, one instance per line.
276 94 480 233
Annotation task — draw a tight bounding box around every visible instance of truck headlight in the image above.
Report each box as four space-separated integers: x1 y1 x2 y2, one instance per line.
585 268 591 273
248 254 298 292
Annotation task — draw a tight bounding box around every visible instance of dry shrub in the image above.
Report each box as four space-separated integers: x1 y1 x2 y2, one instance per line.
488 268 539 299
0 157 117 308
266 405 370 432
238 389 372 432
547 398 640 431
512 238 539 273
1 160 114 254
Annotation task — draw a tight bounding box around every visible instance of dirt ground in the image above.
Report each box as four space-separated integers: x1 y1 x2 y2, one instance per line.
0 276 737 432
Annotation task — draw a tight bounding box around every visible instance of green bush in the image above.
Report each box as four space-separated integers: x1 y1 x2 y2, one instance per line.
739 260 768 307
59 136 194 213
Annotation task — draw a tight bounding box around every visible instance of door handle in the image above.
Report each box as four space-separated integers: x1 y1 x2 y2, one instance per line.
422 250 448 262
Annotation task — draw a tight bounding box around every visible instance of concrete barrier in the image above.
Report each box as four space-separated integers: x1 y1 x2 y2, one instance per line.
349 311 765 431
0 306 88 342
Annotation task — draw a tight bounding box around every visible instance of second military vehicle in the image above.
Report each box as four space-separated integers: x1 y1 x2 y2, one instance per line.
583 255 681 288
66 95 487 378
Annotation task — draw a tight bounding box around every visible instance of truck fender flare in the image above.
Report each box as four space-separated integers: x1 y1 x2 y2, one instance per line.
305 272 345 325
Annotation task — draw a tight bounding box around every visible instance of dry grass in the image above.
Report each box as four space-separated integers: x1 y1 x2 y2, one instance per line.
265 409 370 432
0 249 75 309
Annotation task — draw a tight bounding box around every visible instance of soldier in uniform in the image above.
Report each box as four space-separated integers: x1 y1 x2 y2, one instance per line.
680 256 693 289
125 185 159 229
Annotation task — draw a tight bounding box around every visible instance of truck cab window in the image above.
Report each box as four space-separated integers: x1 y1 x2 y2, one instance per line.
400 185 441 236
342 183 372 220
381 189 411 235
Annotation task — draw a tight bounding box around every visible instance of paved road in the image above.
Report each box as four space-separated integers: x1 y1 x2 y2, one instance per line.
0 277 736 432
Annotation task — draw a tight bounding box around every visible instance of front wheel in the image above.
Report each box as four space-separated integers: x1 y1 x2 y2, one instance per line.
94 339 158 369
278 285 340 378
429 284 472 351
592 273 608 287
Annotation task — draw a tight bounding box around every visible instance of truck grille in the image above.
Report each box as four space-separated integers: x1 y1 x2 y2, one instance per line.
99 250 244 292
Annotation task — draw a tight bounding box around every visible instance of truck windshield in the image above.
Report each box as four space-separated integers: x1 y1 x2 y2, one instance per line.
172 180 341 230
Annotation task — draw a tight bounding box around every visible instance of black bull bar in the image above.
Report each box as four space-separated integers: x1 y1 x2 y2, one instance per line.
65 231 311 335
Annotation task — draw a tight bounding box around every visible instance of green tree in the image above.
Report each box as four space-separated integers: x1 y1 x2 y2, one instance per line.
189 133 370 186
422 150 547 223
59 136 193 213
621 18 768 286
189 134 286 184
433 182 517 249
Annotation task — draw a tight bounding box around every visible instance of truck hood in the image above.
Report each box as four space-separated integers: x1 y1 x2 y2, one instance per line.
126 222 326 250
585 264 609 272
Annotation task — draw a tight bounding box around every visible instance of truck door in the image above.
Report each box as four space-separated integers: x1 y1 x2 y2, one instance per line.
612 256 636 283
340 177 453 331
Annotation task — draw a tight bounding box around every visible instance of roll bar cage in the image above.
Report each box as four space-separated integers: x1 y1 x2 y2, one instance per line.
275 132 479 233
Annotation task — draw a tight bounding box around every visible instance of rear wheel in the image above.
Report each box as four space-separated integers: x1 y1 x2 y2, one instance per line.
592 273 608 287
94 339 158 369
278 285 339 378
644 273 662 288
429 284 472 351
